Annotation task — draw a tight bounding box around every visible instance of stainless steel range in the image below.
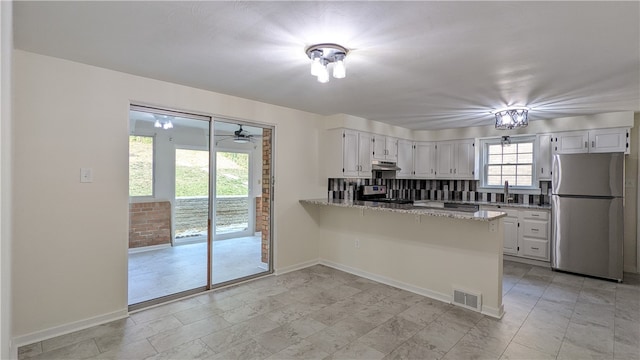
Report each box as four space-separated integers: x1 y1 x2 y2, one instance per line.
356 185 413 204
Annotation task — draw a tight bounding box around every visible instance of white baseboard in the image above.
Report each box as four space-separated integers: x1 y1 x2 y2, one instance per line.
504 255 551 268
13 309 128 349
319 260 451 304
274 259 319 275
481 304 505 319
320 259 505 319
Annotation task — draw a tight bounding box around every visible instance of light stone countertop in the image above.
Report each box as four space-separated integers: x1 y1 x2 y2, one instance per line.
300 198 507 222
416 199 552 210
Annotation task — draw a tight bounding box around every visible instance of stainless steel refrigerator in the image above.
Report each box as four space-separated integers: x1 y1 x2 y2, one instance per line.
551 153 624 281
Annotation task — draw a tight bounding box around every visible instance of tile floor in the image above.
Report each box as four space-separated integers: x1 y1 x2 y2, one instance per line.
129 236 267 304
19 261 640 359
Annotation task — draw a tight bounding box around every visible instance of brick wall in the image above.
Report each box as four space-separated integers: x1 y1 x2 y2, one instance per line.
129 201 171 248
261 128 272 263
255 196 262 233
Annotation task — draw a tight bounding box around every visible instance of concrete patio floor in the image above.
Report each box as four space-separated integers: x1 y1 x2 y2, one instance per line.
128 235 267 305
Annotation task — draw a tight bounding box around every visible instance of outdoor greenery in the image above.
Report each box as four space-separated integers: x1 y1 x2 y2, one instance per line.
129 136 249 197
129 136 153 197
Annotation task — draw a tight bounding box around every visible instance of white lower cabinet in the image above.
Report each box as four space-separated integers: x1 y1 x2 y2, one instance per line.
482 206 551 261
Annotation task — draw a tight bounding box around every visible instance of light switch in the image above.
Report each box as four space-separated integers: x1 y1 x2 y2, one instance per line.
80 168 93 183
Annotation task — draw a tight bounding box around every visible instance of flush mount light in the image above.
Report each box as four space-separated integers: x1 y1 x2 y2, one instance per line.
492 107 530 130
305 43 349 83
153 115 173 130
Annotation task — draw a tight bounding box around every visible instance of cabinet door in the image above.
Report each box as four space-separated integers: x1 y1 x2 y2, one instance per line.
372 135 387 160
414 142 436 178
454 140 475 179
436 141 454 178
358 132 373 176
342 130 359 177
589 128 629 153
502 212 519 255
396 139 413 178
554 131 589 154
536 134 552 180
386 137 398 161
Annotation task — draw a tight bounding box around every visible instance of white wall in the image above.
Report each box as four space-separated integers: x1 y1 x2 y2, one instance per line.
12 50 325 342
0 1 13 358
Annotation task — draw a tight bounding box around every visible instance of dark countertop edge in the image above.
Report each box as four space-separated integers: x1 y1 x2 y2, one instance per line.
300 199 507 222
423 199 552 210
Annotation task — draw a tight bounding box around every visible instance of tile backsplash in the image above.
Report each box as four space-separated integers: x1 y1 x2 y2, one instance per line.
328 178 551 205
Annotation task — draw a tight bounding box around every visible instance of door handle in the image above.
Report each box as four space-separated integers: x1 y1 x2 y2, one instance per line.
531 247 539 250
592 141 595 148
541 167 543 174
585 141 588 148
531 228 539 231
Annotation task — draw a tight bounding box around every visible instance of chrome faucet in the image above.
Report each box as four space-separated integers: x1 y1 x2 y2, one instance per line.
504 180 513 203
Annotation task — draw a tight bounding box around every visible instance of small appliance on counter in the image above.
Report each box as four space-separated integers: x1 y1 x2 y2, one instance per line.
356 185 413 204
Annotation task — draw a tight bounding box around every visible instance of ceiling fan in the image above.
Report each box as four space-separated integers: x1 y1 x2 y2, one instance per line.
214 124 262 144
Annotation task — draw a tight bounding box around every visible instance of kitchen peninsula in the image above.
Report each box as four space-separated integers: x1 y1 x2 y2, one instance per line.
301 199 507 318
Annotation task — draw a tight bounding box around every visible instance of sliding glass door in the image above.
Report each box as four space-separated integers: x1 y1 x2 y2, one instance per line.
128 106 211 309
128 107 274 308
212 121 273 285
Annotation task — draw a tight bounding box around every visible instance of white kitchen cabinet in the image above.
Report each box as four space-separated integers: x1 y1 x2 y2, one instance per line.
413 142 437 178
536 133 553 180
454 139 476 179
435 141 454 178
372 135 398 161
324 129 372 178
435 139 476 179
501 209 520 256
519 210 550 261
589 128 629 153
396 139 414 178
481 206 550 261
553 128 629 154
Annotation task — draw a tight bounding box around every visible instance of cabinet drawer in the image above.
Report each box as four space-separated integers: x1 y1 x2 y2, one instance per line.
522 220 548 239
521 238 549 260
521 210 548 220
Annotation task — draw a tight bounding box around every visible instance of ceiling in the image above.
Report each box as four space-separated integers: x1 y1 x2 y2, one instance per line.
13 1 640 130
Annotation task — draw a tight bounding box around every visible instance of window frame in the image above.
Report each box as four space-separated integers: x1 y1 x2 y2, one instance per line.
129 133 156 199
478 135 539 192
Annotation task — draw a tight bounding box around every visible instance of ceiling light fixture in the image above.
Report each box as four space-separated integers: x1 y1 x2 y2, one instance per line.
492 107 530 130
305 43 349 83
153 115 174 130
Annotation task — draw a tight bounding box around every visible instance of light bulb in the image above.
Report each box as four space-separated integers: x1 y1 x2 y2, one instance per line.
310 50 323 76
154 119 162 128
317 64 330 83
333 55 346 79
163 121 173 130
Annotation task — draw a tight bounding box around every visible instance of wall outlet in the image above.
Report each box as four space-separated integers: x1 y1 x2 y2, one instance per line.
354 239 360 249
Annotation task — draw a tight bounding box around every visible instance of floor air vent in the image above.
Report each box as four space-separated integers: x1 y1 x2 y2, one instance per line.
453 288 482 312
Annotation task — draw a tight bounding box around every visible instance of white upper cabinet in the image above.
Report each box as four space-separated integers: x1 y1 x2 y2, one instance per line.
324 129 373 178
536 134 553 180
553 130 589 154
357 132 373 176
372 135 398 161
553 128 629 154
454 139 476 179
435 139 476 179
342 129 359 177
589 128 630 153
413 142 436 178
396 139 414 178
